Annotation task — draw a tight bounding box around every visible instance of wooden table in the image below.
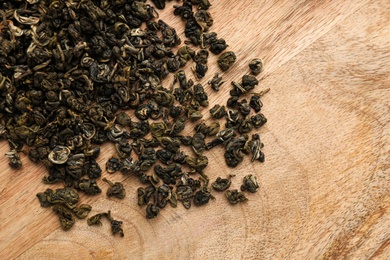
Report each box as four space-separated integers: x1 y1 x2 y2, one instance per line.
1 0 389 259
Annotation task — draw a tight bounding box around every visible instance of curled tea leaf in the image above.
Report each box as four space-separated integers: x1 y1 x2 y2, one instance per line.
209 104 226 119
225 190 248 204
249 58 264 75
73 204 92 219
193 187 214 206
87 212 109 226
110 219 124 237
106 157 123 174
14 10 40 25
77 179 102 195
103 178 126 199
212 175 235 191
37 187 79 209
5 150 22 169
217 51 236 71
53 205 75 231
208 72 224 91
185 155 208 173
48 146 71 164
146 203 160 219
194 10 213 32
241 174 259 193
250 134 265 162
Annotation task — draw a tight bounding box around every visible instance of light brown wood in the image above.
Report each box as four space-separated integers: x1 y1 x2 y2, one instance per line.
0 0 389 259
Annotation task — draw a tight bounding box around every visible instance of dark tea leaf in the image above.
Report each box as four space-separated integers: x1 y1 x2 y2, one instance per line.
217 51 237 71
212 175 235 191
225 190 248 204
103 178 126 199
249 58 264 75
53 205 75 231
241 174 260 193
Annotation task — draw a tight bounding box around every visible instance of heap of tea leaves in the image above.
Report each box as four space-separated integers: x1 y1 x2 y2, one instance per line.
0 0 267 236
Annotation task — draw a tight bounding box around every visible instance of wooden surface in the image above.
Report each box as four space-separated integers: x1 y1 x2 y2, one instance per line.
0 0 389 259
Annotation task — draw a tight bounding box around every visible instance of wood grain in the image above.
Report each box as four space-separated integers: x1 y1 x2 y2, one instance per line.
1 0 389 259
